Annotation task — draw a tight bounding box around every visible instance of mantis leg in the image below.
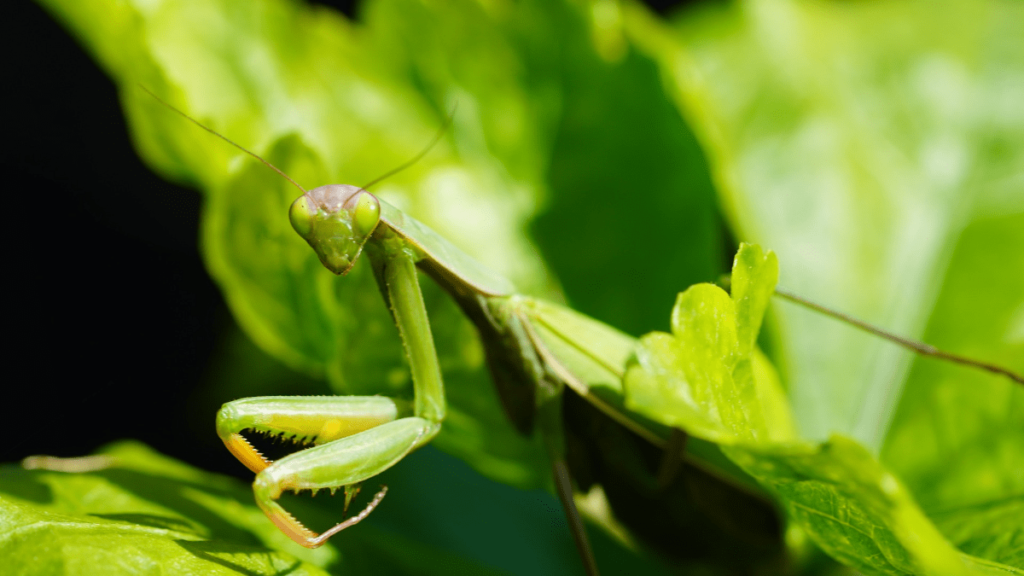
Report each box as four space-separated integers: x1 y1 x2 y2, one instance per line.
537 392 601 576
217 396 401 473
216 244 447 548
252 417 437 547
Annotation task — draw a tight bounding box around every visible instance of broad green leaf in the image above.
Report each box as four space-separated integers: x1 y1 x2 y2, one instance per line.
725 437 971 576
930 496 1024 570
881 212 1024 568
625 243 1017 575
624 0 1024 453
0 442 501 576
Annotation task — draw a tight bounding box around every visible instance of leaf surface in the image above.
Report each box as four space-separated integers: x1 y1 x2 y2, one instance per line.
619 1 1024 571
625 243 1019 575
0 442 501 576
625 0 1024 451
626 243 794 444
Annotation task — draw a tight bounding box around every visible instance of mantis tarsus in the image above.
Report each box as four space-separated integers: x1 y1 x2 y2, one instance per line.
141 88 1023 574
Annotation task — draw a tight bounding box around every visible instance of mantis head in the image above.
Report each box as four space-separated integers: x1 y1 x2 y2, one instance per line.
137 86 448 277
289 185 381 275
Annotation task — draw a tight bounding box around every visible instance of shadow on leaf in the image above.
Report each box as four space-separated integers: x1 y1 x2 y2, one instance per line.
91 512 200 534
176 540 304 576
91 467 263 545
0 466 54 504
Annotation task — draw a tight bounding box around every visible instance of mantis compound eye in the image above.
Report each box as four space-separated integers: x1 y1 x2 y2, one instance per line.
289 195 316 238
353 192 381 236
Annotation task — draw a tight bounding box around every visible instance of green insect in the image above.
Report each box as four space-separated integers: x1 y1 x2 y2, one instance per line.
143 89 1023 575
214 153 649 571
144 92 704 571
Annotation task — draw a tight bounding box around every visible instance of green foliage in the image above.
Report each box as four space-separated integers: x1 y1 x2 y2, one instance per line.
41 0 571 490
36 0 725 494
931 496 1024 569
882 213 1024 515
22 0 1024 574
626 244 794 444
624 0 1024 451
619 1 1024 571
625 243 1021 575
0 442 499 576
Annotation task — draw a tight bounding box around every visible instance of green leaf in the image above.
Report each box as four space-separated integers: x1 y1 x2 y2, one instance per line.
625 243 794 444
881 212 1024 568
625 243 1018 574
931 496 1024 570
620 2 1024 571
725 437 972 576
0 442 501 576
731 243 778 358
624 0 1024 454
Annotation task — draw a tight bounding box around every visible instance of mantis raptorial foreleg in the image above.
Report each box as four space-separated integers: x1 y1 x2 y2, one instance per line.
250 417 433 546
214 224 446 548
216 396 401 473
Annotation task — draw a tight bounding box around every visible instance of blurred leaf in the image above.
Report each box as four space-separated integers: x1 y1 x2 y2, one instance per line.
620 2 1024 571
625 0 1024 452
882 212 1024 510
881 212 1024 568
930 496 1024 570
0 442 501 576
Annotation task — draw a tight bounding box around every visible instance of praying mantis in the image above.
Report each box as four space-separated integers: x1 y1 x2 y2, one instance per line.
144 90 1024 575
140 89 776 572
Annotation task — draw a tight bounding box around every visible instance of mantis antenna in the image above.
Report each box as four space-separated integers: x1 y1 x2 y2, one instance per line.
139 85 454 193
772 287 1024 385
138 85 307 195
717 276 1023 385
361 103 457 190
139 86 1023 388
